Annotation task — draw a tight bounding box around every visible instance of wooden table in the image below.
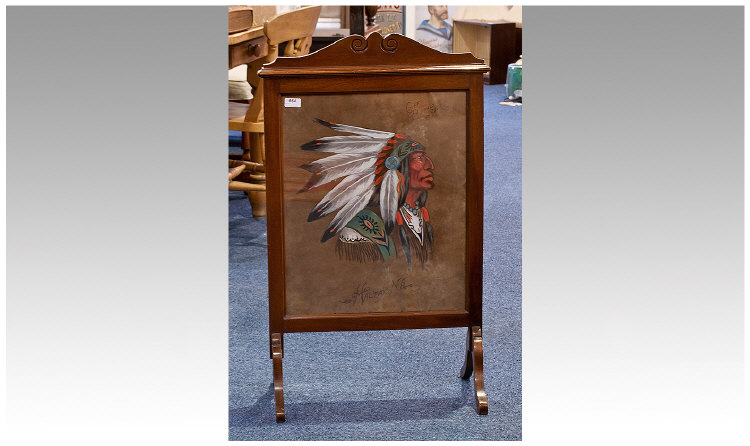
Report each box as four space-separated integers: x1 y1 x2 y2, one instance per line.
228 25 267 135
229 26 267 70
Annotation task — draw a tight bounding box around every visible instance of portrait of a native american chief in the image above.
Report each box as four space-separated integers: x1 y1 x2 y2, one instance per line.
299 118 435 268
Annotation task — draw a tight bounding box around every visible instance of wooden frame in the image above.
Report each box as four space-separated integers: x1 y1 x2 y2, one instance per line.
260 33 488 422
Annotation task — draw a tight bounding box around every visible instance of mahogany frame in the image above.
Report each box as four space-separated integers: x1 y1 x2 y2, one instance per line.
259 33 488 422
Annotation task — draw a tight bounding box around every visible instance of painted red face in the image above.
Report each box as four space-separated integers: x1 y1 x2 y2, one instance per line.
407 151 434 191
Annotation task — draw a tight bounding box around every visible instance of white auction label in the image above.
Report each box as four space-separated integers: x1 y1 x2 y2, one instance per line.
284 97 302 108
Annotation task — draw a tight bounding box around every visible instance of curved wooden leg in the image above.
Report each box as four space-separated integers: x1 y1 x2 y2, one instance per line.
471 327 489 414
270 333 285 422
460 326 488 414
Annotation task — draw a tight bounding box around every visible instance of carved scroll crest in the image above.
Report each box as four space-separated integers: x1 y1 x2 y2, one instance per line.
260 33 487 77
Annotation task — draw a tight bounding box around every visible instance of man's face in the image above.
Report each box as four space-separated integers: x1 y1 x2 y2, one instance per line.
429 6 449 21
407 151 434 191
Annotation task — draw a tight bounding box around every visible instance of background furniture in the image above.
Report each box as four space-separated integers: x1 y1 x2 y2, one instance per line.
228 6 254 34
310 5 365 52
452 5 522 57
453 20 518 85
228 159 265 193
228 15 267 216
228 5 278 101
228 6 321 217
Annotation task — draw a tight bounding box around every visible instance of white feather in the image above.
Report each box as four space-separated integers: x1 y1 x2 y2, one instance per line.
304 153 378 190
379 169 400 229
308 137 389 154
317 135 388 143
327 189 375 233
303 119 398 240
313 173 374 218
323 122 394 138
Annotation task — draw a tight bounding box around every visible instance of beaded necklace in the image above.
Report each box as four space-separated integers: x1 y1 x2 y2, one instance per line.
402 203 420 216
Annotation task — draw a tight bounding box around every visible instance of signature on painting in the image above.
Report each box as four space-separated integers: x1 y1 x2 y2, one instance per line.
391 277 413 290
406 101 445 120
340 277 415 305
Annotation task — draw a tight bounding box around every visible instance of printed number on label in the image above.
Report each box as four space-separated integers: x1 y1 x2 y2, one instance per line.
284 98 301 108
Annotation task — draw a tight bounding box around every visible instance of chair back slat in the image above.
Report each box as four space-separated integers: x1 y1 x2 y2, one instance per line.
263 6 321 49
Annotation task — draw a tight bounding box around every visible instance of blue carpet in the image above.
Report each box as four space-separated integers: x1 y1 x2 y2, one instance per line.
228 84 521 440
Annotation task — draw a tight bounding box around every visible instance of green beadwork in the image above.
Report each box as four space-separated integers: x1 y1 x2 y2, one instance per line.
344 209 395 260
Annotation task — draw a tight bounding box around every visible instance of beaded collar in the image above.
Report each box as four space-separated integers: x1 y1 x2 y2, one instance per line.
402 203 421 216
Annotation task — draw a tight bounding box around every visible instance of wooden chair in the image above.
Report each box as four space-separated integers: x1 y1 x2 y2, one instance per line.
229 6 322 218
228 159 265 192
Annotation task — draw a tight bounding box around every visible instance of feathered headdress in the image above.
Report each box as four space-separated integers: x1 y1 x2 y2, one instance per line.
300 118 426 242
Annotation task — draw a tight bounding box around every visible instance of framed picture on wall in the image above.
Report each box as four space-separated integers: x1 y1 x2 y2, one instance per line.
411 5 460 53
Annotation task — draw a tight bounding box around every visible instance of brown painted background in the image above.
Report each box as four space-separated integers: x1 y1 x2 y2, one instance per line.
281 91 467 315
